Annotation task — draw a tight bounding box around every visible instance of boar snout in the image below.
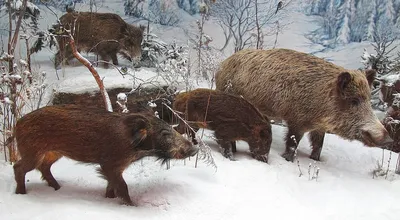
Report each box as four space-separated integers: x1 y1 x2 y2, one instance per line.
361 121 394 147
170 131 199 159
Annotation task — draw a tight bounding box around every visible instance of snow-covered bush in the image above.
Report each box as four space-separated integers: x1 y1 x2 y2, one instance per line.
0 54 48 163
139 29 168 68
361 33 399 111
159 40 191 90
185 13 224 87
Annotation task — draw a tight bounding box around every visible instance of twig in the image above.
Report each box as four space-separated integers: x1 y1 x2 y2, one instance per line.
291 135 303 177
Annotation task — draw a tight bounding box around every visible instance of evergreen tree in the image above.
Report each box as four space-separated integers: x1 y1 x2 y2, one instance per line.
336 0 352 44
385 0 396 24
365 0 377 41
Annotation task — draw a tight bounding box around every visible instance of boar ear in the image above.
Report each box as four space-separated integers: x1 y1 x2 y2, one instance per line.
124 115 150 146
365 69 376 87
337 71 352 93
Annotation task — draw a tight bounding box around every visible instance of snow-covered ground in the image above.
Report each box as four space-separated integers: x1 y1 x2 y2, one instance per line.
1 2 400 220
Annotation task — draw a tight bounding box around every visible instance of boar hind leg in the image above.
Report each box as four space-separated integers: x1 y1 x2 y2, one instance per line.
309 130 325 161
98 52 111 69
231 141 237 153
38 152 62 190
13 157 39 194
110 52 119 66
99 165 134 206
282 126 304 162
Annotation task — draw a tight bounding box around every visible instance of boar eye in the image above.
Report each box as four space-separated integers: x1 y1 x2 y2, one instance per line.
350 97 361 106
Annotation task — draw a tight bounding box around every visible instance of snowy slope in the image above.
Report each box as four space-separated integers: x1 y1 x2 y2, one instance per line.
0 1 400 220
1 126 399 220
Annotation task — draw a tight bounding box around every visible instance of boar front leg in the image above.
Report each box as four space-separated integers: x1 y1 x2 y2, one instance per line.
309 130 325 161
282 126 304 162
99 165 134 206
231 141 237 153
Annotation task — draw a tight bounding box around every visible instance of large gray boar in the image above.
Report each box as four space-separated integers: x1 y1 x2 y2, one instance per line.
54 11 145 68
215 48 393 162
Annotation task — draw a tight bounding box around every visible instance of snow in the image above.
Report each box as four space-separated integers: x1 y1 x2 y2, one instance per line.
117 92 127 101
0 1 400 220
1 127 400 220
382 74 400 87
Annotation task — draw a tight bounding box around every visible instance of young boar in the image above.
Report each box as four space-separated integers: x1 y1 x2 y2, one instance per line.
54 11 145 68
215 48 393 162
172 88 272 163
13 105 198 206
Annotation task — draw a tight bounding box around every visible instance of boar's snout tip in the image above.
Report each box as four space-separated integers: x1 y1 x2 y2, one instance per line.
188 146 199 157
382 135 394 146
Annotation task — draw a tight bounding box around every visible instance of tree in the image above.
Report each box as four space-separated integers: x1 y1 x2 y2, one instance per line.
304 0 400 46
365 0 377 40
384 0 396 24
211 0 292 52
336 0 352 44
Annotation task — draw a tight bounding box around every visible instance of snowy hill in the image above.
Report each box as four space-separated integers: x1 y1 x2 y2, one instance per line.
0 1 399 220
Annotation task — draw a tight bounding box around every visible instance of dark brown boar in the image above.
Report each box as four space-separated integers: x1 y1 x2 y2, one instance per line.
172 88 272 163
379 78 400 107
382 106 400 153
52 86 176 124
54 11 145 68
13 104 198 206
215 48 393 162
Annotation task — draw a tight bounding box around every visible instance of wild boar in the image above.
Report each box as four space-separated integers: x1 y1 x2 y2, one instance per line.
172 88 272 163
53 11 145 68
215 48 393 162
382 106 400 153
13 104 198 206
52 86 176 124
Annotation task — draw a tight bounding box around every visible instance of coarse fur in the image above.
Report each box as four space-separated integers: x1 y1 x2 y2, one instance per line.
215 48 393 162
173 88 272 163
13 105 197 206
54 11 145 68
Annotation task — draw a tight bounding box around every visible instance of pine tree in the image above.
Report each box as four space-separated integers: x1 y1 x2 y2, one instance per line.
336 0 352 44
365 0 377 41
385 0 396 24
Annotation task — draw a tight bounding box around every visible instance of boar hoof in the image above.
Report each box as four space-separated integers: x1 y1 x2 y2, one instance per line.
122 200 136 206
309 153 321 161
310 147 322 161
281 151 295 162
105 190 116 198
222 152 236 161
253 154 268 163
50 182 61 191
15 187 26 194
